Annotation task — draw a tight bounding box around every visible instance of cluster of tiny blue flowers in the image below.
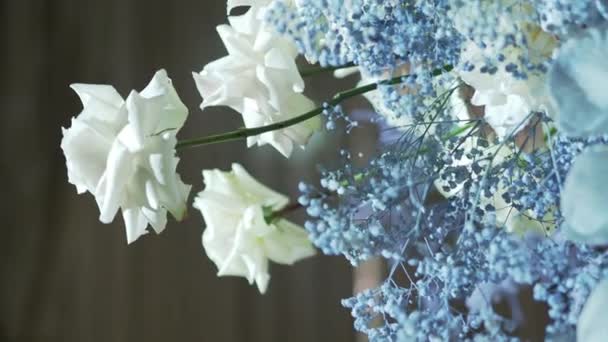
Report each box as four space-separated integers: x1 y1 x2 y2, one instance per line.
266 0 462 74
487 232 608 340
342 195 608 341
533 0 607 37
265 0 352 67
502 132 608 222
299 87 459 265
321 104 360 133
261 0 608 340
341 282 410 340
328 120 608 340
299 141 438 265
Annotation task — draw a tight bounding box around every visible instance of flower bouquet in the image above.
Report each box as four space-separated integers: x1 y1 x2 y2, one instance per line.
61 0 608 340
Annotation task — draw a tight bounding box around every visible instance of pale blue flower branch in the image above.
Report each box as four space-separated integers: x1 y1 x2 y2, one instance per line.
176 65 453 150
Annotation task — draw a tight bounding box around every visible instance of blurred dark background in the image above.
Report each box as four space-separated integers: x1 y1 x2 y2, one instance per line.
0 1 381 341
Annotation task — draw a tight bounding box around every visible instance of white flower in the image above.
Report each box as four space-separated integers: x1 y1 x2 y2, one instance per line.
578 279 608 342
61 69 191 244
458 24 557 139
193 163 316 293
548 24 608 137
561 146 608 245
193 5 319 157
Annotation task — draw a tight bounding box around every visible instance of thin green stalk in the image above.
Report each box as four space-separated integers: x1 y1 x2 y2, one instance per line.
443 121 478 140
176 65 453 150
263 201 303 224
177 75 400 150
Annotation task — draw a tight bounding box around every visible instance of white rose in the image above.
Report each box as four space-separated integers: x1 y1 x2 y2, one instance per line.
193 163 316 293
193 5 319 157
458 24 557 139
562 146 608 245
578 279 608 342
61 69 191 244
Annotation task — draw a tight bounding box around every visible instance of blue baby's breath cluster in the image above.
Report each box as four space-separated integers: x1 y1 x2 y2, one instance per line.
263 0 608 340
487 232 608 340
266 0 463 122
266 0 462 74
321 104 360 133
299 139 438 265
299 87 460 265
502 133 608 223
376 70 451 122
295 99 608 340
533 0 607 37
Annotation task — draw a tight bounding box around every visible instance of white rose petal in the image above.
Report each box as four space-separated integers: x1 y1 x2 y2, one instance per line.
193 163 316 293
61 69 191 244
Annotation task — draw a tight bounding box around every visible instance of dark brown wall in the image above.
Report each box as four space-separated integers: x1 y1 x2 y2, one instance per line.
0 1 358 341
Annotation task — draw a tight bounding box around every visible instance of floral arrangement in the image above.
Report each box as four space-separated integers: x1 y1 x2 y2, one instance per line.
60 0 608 340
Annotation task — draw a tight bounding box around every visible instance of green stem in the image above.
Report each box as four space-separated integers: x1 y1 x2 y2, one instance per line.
264 201 304 224
177 75 400 150
176 65 453 150
299 62 357 77
442 121 477 140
